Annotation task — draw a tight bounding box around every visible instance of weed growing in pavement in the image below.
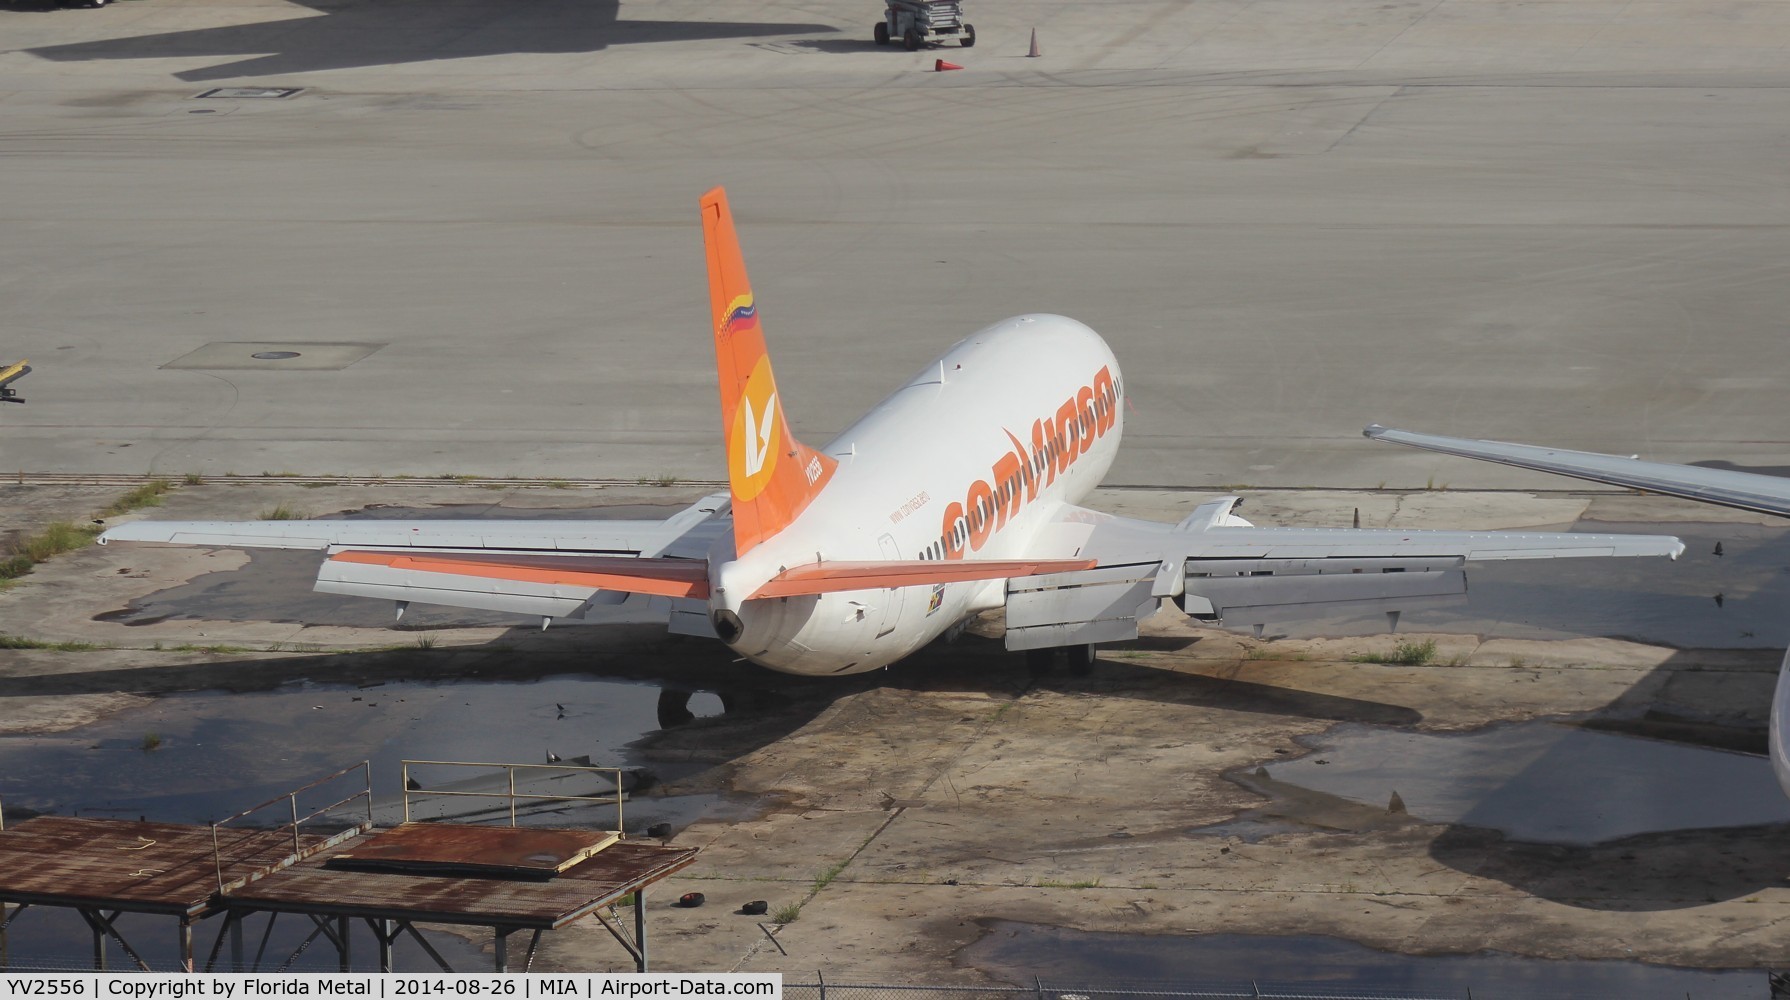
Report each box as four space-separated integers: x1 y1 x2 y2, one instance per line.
1350 639 1438 666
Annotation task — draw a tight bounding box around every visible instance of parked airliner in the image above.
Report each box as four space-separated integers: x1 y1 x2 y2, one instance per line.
98 190 1685 676
1365 423 1790 801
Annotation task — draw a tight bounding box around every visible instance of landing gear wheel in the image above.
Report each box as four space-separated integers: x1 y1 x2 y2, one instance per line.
1066 643 1095 675
874 21 890 45
903 27 921 51
961 24 975 47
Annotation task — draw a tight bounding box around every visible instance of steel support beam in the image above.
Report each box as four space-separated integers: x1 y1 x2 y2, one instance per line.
77 908 152 972
635 887 647 973
178 919 194 973
400 922 454 973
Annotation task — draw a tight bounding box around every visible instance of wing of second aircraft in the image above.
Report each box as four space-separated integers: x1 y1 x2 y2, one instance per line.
1364 424 1790 519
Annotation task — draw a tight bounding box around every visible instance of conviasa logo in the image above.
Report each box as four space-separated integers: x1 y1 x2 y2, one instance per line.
938 366 1118 559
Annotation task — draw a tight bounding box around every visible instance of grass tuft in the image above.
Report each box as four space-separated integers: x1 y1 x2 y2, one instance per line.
101 479 173 518
813 860 848 893
771 902 802 924
1350 639 1438 666
2 521 104 581
0 634 109 651
23 521 103 562
258 503 305 521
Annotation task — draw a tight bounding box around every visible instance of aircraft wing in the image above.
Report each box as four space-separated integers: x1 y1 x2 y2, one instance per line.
1001 498 1682 649
1364 424 1790 519
99 494 731 622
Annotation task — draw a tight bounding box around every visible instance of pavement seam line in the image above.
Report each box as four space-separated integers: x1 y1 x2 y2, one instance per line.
727 680 1036 972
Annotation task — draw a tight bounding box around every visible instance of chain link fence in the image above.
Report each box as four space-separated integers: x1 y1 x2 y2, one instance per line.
780 977 1776 1000
0 953 1778 998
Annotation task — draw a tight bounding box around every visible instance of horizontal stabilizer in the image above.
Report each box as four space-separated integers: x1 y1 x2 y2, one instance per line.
751 558 1095 599
326 551 709 599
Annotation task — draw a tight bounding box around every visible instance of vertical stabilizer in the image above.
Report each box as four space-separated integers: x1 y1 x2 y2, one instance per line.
700 188 837 555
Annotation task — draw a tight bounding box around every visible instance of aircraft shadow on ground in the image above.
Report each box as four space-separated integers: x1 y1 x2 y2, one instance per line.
1422 644 1788 912
23 0 839 82
91 546 1423 730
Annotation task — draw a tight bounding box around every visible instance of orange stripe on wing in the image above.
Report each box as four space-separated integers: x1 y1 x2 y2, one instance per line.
329 550 710 599
750 558 1095 599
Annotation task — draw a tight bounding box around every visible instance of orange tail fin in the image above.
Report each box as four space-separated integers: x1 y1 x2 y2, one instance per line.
701 187 837 555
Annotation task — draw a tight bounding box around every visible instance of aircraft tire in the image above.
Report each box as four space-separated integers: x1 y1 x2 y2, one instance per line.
904 28 921 51
874 21 890 45
1066 643 1095 675
961 24 975 47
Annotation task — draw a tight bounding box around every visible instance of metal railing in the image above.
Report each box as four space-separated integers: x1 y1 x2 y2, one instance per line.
400 759 628 830
208 761 375 890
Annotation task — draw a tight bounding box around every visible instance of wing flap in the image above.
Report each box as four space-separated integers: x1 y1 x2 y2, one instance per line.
751 558 1095 599
1005 563 1160 651
316 564 598 619
1186 526 1683 561
1183 564 1468 631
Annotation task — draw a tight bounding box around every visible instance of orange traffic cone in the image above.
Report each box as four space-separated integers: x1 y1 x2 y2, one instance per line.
935 58 963 71
1028 28 1041 57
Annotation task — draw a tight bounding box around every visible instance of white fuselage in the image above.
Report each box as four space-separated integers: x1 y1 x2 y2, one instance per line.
708 314 1124 675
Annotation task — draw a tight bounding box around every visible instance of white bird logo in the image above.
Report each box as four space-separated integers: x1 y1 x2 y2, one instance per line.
743 391 777 477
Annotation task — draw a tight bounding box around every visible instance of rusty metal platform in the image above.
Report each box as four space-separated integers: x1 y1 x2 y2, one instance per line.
0 762 694 973
0 817 345 918
326 823 622 879
232 837 697 928
220 837 698 972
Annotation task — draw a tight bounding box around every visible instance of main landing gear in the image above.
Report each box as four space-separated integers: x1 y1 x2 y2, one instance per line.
1025 643 1096 676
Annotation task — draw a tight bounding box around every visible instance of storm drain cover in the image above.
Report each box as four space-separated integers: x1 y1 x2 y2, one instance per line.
163 342 384 371
193 87 304 100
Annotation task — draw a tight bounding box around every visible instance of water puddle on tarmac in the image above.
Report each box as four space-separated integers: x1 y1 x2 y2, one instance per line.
1234 721 1790 845
1268 521 1790 649
0 673 747 972
963 923 1768 998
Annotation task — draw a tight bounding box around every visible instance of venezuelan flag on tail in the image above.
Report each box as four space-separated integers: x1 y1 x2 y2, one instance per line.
701 188 837 556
